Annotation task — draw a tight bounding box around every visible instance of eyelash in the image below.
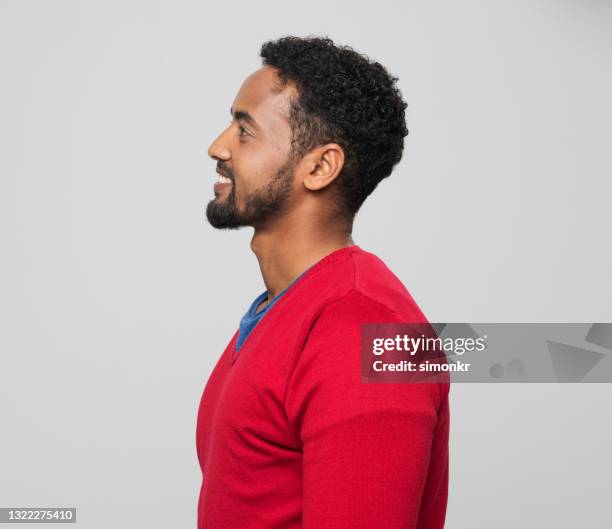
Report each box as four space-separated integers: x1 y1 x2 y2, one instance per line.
238 125 249 137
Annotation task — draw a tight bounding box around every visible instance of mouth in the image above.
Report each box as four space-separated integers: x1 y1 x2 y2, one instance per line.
214 172 233 194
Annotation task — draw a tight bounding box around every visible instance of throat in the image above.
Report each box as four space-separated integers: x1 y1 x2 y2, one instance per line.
255 297 270 314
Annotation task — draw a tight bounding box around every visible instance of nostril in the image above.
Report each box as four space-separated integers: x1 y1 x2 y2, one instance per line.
209 147 230 161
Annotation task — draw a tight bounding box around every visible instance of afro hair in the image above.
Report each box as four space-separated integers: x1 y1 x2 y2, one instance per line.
260 35 409 218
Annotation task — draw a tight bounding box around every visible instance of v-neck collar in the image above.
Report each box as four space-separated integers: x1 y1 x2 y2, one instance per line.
229 244 360 364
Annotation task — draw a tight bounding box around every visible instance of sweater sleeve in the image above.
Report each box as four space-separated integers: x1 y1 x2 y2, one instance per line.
284 290 450 529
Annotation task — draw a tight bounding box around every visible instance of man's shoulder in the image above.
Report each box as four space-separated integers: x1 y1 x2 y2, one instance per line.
269 246 429 348
346 247 428 323
298 246 428 324
312 286 426 334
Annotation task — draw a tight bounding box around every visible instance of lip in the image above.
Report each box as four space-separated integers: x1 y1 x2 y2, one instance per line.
214 181 232 191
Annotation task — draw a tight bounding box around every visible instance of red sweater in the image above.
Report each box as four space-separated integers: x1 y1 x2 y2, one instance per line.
196 245 450 529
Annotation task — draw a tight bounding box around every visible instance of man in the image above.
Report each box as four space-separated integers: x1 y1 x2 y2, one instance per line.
197 36 450 529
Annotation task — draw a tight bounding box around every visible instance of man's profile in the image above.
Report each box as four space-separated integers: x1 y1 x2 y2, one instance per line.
196 35 450 529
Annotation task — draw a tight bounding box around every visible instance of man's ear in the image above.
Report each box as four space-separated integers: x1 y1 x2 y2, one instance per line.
298 143 345 192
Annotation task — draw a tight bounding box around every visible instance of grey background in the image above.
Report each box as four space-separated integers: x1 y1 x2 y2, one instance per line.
1 0 610 527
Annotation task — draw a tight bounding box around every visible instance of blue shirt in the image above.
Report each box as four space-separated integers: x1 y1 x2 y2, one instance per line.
236 269 310 352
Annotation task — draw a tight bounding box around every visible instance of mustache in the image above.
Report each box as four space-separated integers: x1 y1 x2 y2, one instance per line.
216 163 234 180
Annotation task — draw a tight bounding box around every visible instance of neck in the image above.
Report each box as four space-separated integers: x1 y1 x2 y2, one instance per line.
250 218 354 304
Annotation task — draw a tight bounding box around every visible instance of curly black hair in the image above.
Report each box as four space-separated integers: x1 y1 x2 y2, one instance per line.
260 35 409 219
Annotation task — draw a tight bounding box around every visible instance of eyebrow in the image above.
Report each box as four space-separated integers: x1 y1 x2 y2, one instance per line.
230 106 260 130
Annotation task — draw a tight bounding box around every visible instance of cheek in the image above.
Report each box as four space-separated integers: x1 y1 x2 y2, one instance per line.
235 152 282 190
230 162 260 205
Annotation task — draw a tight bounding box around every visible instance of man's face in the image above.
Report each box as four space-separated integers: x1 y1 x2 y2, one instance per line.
206 66 296 229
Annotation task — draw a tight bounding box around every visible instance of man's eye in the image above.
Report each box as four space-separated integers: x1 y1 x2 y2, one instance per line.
238 126 248 137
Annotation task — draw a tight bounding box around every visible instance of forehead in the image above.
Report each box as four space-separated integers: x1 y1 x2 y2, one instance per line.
231 66 294 130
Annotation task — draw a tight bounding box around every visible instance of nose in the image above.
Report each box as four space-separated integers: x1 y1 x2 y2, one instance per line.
207 128 231 161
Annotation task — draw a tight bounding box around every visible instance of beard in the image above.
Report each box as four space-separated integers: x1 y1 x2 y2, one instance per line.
205 159 294 230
